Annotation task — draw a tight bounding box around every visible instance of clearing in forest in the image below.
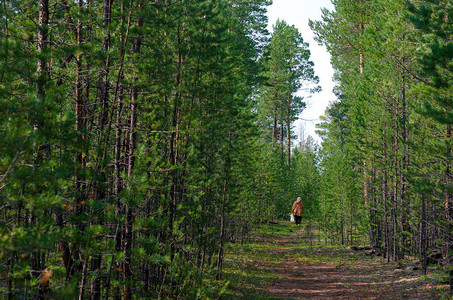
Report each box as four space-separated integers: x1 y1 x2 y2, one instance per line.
222 221 449 299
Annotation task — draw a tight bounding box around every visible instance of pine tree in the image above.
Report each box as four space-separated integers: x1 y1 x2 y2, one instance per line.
408 0 453 293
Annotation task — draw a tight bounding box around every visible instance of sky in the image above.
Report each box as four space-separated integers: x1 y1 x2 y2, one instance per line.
266 0 336 144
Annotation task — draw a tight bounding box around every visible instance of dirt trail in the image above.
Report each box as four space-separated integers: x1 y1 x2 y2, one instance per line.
258 227 442 299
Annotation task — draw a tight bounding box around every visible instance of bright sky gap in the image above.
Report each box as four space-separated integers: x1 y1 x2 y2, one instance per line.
267 0 336 144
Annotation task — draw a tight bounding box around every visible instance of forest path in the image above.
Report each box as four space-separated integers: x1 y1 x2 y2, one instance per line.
223 222 445 299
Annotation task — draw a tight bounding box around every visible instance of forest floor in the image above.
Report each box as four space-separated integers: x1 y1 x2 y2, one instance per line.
222 221 450 299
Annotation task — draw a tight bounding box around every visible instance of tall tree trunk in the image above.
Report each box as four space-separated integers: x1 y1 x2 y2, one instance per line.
216 177 227 280
286 106 291 167
286 42 293 168
35 1 49 298
169 24 183 248
123 7 141 297
273 109 278 142
123 205 134 300
37 0 48 86
400 58 409 258
393 91 400 261
280 111 284 160
382 120 389 261
99 0 112 129
217 123 231 280
445 124 452 294
420 193 427 274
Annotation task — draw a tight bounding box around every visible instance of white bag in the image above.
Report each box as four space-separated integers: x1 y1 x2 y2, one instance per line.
290 213 294 222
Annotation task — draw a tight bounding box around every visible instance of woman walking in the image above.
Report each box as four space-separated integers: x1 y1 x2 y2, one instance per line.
292 197 304 226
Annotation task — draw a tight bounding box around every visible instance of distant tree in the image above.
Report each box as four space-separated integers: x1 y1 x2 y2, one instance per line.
260 19 319 167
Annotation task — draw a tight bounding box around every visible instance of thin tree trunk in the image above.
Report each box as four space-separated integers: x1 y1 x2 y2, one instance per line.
217 123 231 279
400 59 409 258
37 0 48 84
98 0 113 129
445 124 452 294
123 8 141 296
35 1 49 298
123 205 134 300
79 257 87 300
393 91 400 261
286 42 293 168
169 11 183 257
280 111 284 160
286 108 291 167
273 110 278 142
111 102 123 299
6 258 12 300
420 193 427 274
53 207 74 280
382 120 389 261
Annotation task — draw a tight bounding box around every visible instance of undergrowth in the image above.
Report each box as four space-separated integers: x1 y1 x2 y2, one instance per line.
222 220 451 299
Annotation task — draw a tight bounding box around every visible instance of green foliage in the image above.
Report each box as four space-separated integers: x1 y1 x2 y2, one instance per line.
312 1 453 294
0 0 274 298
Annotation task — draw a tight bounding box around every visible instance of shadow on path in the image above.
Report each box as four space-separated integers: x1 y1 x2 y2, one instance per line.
261 226 440 300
